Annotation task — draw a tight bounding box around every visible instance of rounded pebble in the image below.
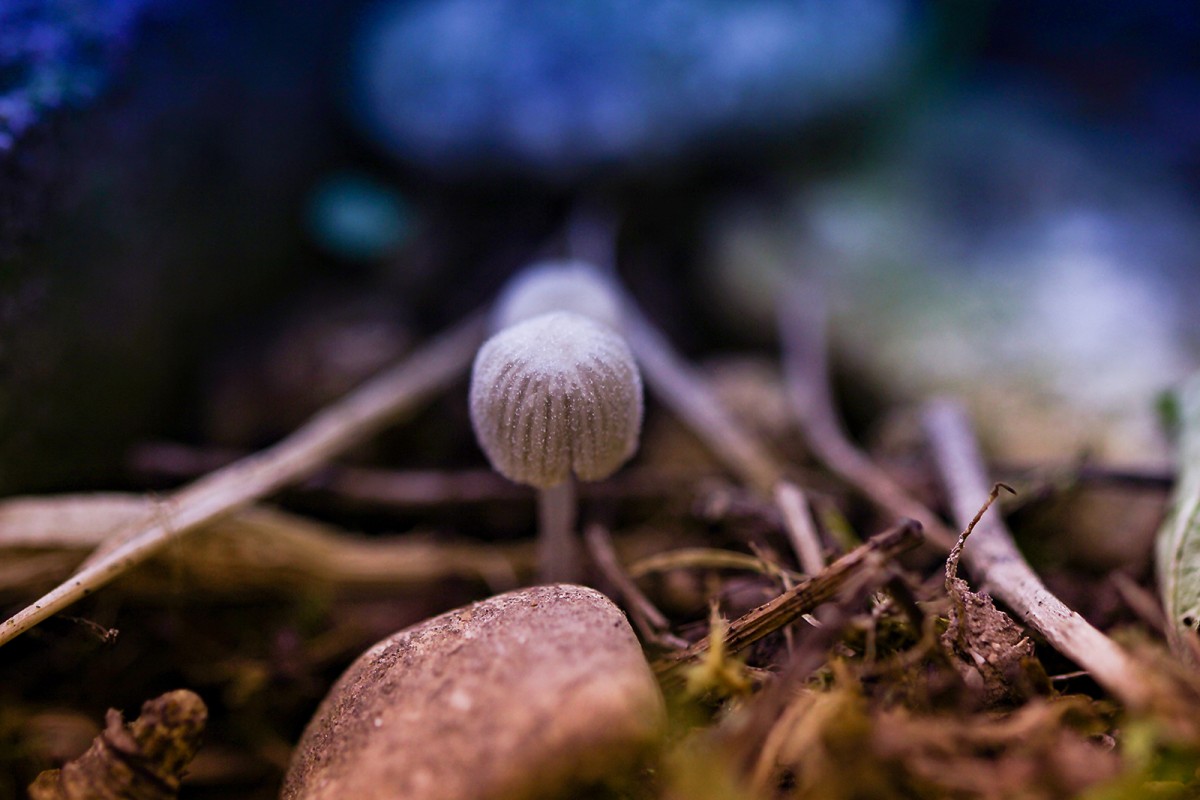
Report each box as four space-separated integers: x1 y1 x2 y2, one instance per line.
283 584 666 800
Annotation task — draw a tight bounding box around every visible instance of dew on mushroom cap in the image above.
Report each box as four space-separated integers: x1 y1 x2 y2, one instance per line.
469 310 643 489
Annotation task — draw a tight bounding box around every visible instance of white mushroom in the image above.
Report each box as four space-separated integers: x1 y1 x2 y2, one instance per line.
470 310 642 580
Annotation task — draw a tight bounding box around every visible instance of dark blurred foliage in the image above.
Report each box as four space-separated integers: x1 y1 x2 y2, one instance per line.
0 0 151 153
979 0 1200 175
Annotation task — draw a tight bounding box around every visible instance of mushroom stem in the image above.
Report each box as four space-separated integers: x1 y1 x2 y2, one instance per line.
537 479 580 582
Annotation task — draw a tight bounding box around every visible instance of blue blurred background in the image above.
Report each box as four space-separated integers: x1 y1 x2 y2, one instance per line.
2 0 1200 490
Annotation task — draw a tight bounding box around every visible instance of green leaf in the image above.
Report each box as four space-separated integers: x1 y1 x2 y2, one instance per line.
1156 375 1200 661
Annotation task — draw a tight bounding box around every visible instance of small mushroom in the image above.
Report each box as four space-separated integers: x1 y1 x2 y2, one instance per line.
470 310 642 580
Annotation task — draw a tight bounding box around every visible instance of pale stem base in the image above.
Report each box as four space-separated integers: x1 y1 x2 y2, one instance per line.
537 479 579 583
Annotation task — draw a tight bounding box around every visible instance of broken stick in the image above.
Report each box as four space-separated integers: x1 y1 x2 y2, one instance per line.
0 314 487 648
922 397 1152 710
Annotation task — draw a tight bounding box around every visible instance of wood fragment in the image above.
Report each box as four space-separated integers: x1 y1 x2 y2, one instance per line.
627 548 796 580
131 443 691 507
778 283 956 550
0 314 487 647
622 298 786 495
941 484 1045 705
0 494 529 597
774 480 826 575
29 689 207 800
922 398 1153 710
584 523 688 649
740 590 879 781
652 519 924 688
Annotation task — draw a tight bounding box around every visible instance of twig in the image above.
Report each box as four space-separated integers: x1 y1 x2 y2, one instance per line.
0 314 488 648
652 519 924 687
741 580 882 782
584 523 688 649
627 548 798 581
921 398 1153 710
945 482 1015 590
621 299 786 495
0 494 529 596
1109 571 1167 635
778 282 956 550
130 444 695 507
773 481 826 575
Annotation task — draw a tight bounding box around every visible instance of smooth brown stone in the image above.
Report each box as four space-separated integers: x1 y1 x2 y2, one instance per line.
283 584 665 800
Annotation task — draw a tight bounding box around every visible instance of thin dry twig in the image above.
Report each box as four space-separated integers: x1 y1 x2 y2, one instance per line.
778 283 956 550
652 519 924 688
774 480 826 575
944 482 1015 591
130 443 693 507
1109 571 1168 635
584 523 689 649
922 397 1153 710
621 298 786 495
627 548 797 580
0 314 488 648
0 493 527 596
738 579 883 781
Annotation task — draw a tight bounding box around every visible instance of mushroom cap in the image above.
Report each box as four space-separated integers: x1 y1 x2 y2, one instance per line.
470 311 642 488
491 260 623 333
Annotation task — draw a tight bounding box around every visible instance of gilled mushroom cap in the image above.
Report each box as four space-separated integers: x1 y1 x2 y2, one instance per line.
491 260 623 333
470 311 642 488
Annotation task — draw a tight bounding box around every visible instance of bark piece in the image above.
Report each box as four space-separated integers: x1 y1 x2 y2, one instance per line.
29 689 206 800
943 571 1044 705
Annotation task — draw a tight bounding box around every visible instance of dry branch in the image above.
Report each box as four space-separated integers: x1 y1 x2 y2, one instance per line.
652 519 924 688
774 480 826 575
622 299 786 495
0 494 527 596
0 314 487 647
922 398 1152 710
584 522 688 649
131 444 692 508
778 283 956 550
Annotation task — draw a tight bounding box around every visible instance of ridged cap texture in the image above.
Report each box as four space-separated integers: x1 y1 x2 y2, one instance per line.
470 311 642 488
